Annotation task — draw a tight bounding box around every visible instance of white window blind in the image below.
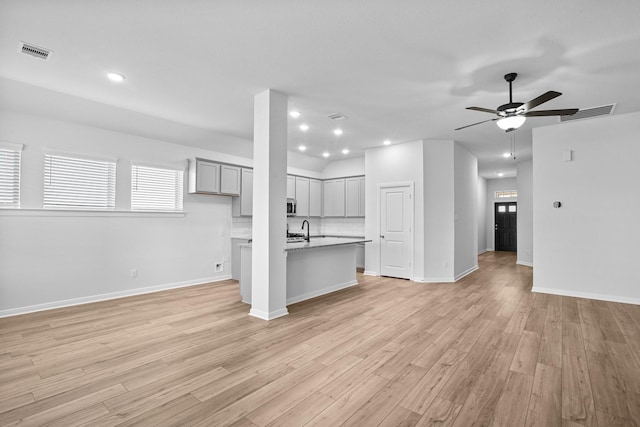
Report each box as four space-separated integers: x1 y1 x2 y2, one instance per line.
0 144 22 208
131 164 184 211
44 153 116 209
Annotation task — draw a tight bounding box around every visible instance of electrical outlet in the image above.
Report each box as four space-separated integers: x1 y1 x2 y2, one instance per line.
130 269 138 278
215 263 223 272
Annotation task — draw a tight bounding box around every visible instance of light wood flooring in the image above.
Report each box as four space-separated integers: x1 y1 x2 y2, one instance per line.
1 251 640 426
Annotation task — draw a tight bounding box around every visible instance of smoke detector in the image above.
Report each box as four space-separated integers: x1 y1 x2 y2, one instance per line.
19 41 53 61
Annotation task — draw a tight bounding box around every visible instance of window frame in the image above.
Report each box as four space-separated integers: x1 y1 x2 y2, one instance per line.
130 162 185 212
495 190 518 199
0 142 23 209
43 150 117 210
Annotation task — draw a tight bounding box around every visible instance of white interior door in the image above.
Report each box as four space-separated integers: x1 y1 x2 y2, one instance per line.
380 185 413 279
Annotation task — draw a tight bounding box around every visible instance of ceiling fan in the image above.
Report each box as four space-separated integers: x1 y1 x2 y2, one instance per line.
455 72 579 132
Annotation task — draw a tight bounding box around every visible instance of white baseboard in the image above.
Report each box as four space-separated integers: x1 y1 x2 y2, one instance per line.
532 286 640 306
516 260 533 267
363 270 379 276
0 275 232 318
248 307 289 321
455 265 479 281
416 277 456 283
286 280 358 305
477 248 490 255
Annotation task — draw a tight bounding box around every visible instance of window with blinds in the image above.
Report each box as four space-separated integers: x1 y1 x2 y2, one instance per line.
0 143 22 208
131 164 184 211
44 153 116 209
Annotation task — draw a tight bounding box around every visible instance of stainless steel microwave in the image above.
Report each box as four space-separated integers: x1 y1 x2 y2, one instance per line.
287 198 296 217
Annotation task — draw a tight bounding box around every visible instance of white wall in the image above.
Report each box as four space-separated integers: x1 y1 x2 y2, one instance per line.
533 112 640 304
485 177 517 250
516 160 533 266
422 141 454 281
365 140 424 279
321 157 365 179
0 111 241 316
454 143 478 279
477 176 487 253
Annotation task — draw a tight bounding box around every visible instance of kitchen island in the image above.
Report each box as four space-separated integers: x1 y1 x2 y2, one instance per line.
240 237 370 305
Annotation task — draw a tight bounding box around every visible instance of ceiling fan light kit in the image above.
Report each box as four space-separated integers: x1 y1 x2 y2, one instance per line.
497 115 526 131
455 72 579 132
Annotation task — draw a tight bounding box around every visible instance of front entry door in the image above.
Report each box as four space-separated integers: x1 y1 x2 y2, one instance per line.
495 202 517 252
380 185 412 279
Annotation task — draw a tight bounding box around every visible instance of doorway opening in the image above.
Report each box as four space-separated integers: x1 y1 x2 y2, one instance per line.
495 202 517 252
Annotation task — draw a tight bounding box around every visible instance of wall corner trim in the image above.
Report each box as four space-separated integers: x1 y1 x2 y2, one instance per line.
532 286 640 306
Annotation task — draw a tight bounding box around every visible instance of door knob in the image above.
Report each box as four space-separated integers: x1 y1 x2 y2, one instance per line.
380 235 385 238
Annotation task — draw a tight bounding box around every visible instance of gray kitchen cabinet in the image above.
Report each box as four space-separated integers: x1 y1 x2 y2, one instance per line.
232 168 253 216
346 176 366 217
220 164 241 195
309 179 322 217
188 158 219 194
231 237 251 280
295 176 309 217
358 176 365 217
323 178 345 217
189 158 241 195
286 175 295 199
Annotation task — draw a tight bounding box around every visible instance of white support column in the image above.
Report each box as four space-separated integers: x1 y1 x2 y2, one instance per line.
250 89 289 320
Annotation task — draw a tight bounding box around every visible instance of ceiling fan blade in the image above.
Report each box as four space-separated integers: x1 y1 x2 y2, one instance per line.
518 91 562 112
523 108 579 117
455 118 498 131
467 106 499 114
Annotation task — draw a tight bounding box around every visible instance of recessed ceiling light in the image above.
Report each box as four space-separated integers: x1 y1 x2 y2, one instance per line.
503 152 511 158
106 72 125 82
298 145 306 151
299 124 309 131
322 152 330 158
333 129 343 136
498 172 504 177
383 140 391 146
342 149 349 154
290 111 301 118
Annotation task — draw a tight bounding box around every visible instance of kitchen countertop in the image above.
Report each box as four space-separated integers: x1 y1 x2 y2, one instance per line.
285 236 371 251
240 236 370 251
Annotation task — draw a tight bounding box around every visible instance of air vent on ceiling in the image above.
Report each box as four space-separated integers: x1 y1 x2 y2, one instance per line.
19 42 52 61
327 113 348 121
560 104 616 122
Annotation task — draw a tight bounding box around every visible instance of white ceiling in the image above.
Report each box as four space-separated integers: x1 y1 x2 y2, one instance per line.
1 1 640 177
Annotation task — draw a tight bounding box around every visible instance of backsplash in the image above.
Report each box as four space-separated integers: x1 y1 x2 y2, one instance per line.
320 217 365 237
232 216 364 238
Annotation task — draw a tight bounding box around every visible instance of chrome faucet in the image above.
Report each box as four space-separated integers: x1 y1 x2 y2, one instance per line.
301 220 310 241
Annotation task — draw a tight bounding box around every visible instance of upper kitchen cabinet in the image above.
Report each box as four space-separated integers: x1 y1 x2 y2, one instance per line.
323 178 345 217
295 176 310 217
345 176 365 217
286 175 295 199
188 158 219 194
309 179 322 217
220 164 241 195
232 168 253 216
188 158 240 195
